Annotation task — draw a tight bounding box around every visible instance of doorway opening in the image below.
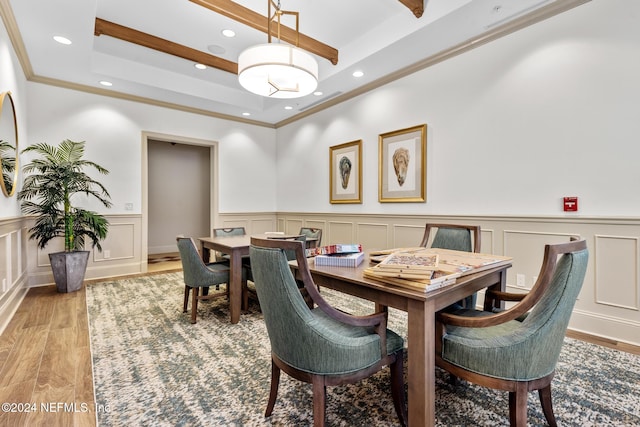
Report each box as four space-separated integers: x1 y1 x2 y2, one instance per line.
142 132 219 273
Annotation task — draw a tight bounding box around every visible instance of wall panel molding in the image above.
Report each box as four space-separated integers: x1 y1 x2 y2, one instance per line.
10 212 640 345
594 234 639 311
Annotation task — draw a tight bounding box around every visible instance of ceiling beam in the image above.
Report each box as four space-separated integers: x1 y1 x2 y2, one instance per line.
398 0 424 18
188 0 339 65
94 18 238 74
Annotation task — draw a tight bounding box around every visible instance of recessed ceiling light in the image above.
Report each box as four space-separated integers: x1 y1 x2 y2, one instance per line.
53 36 72 45
313 91 323 96
284 106 293 110
99 81 113 87
207 44 226 55
194 63 207 70
221 29 236 38
352 70 364 78
242 112 251 116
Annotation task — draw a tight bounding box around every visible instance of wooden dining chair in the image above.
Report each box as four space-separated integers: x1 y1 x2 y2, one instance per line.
249 237 407 427
435 239 588 426
176 236 232 324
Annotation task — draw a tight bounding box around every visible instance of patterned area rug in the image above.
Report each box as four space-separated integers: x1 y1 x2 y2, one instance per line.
86 272 640 426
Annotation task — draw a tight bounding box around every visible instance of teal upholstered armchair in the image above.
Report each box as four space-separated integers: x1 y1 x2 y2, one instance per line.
176 236 231 324
421 223 481 308
435 239 588 427
249 237 407 427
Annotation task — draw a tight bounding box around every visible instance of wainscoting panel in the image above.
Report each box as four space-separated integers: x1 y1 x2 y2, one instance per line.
284 219 304 234
503 230 579 291
0 218 28 335
356 223 389 251
594 235 639 311
480 229 495 254
393 224 426 248
327 221 356 245
1 232 8 292
251 217 278 233
10 212 640 345
275 213 640 346
94 222 136 262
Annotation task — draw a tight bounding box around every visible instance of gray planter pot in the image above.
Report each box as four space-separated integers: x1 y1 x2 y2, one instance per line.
49 251 90 293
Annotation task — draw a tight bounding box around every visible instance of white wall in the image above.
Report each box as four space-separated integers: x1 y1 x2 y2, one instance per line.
276 0 640 217
25 84 278 214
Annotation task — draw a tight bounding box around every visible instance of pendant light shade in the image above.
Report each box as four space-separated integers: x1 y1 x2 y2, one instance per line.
238 43 318 98
237 0 318 99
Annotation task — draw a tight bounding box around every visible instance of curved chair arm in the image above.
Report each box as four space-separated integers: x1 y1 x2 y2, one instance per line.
485 289 527 302
251 236 390 357
439 239 587 328
438 305 529 328
292 240 390 357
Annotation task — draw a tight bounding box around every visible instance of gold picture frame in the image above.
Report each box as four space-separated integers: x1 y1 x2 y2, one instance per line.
330 140 362 204
379 124 426 203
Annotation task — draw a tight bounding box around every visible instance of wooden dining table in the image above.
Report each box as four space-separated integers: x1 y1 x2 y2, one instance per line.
198 233 317 324
290 253 511 427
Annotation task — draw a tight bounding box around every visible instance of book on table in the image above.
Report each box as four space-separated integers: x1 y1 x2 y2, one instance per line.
306 244 363 257
315 251 365 267
364 247 512 293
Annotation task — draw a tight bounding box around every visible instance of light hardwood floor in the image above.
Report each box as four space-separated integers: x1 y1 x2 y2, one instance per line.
0 261 638 427
0 258 180 427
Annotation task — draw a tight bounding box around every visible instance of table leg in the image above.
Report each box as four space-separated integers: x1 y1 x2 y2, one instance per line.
229 250 242 324
407 298 435 427
483 268 508 312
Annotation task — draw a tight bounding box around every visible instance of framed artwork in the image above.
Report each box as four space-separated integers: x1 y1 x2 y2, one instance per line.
378 124 427 203
330 140 362 204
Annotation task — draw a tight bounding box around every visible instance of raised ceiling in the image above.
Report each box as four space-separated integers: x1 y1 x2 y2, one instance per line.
4 0 586 127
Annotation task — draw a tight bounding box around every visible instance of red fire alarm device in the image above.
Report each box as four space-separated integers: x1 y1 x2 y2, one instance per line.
563 197 578 212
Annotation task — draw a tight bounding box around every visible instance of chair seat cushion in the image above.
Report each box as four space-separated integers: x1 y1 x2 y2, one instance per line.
441 319 550 381
275 307 404 376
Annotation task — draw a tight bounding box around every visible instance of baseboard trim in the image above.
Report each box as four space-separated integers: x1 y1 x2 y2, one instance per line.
566 329 639 355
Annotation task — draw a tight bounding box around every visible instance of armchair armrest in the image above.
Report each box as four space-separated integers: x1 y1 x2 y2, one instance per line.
485 289 527 302
438 302 531 328
317 303 389 358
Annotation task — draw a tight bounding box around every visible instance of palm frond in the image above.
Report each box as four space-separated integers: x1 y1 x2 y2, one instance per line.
17 140 112 252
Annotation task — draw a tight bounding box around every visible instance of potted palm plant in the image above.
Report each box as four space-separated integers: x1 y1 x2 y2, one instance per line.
18 139 112 292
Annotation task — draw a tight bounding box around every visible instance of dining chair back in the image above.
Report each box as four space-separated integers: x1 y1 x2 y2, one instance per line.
212 227 246 262
249 237 407 427
421 223 481 308
212 227 246 237
299 227 323 248
435 239 588 427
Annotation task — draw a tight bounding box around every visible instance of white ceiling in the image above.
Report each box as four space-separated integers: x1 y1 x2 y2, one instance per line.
8 0 567 126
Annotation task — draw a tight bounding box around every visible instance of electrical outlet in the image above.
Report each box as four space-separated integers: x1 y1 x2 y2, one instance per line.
104 250 111 259
125 202 133 210
516 274 525 287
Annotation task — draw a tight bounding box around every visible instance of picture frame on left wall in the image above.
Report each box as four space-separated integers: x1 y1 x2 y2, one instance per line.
330 140 362 204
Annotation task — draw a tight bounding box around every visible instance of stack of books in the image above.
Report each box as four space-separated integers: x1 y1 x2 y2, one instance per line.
364 249 461 292
364 247 512 293
306 244 362 257
311 244 365 268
